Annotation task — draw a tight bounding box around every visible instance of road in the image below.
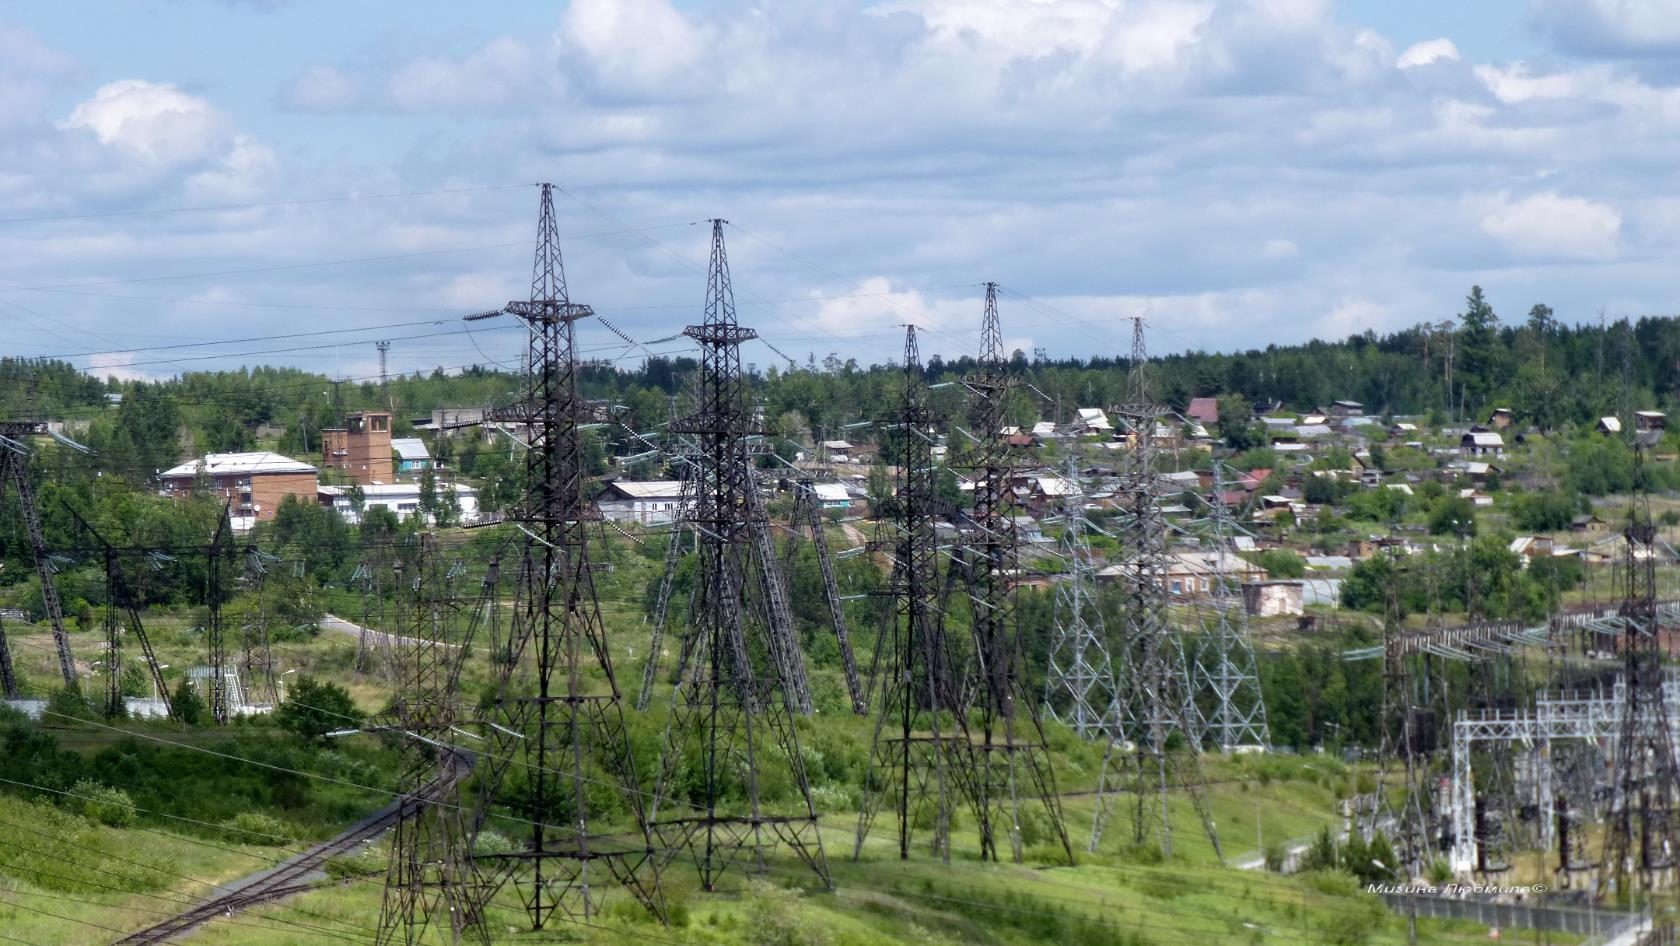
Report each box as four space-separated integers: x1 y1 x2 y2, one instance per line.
321 613 458 651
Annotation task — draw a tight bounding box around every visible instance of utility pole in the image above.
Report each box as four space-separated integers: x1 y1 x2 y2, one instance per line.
376 340 392 412
648 220 831 891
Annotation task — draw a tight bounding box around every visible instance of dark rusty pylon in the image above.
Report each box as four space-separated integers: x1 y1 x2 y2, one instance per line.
205 507 234 724
467 183 664 929
954 284 1071 864
649 220 830 892
0 423 76 688
854 326 977 864
1599 456 1680 899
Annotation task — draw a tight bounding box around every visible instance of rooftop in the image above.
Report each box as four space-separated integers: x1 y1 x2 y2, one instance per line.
391 437 430 460
160 451 316 479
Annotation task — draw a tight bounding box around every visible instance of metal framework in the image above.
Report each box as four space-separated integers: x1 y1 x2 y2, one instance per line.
1190 462 1269 752
376 535 490 946
64 507 173 720
1447 676 1680 876
1090 317 1219 861
855 325 977 864
785 476 866 715
648 220 830 891
0 423 76 688
1600 504 1680 898
955 284 1072 864
468 183 663 929
1042 457 1115 739
205 508 234 724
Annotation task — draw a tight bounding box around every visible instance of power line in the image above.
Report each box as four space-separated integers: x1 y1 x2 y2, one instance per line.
0 182 529 225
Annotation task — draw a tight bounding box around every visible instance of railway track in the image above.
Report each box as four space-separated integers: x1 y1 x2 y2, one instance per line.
110 767 455 946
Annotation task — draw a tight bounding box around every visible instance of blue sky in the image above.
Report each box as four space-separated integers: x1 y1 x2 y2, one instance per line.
2 0 1679 381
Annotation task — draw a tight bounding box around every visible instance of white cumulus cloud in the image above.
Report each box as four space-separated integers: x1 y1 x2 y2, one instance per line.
1396 37 1459 68
1479 191 1622 261
61 79 233 166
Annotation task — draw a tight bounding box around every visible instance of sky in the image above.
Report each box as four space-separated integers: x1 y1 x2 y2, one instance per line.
2 0 1679 383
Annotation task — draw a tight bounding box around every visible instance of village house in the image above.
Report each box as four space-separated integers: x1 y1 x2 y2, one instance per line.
1636 410 1667 432
594 480 685 525
1460 431 1505 457
1243 580 1305 617
1326 400 1364 418
1186 396 1220 426
1598 416 1623 435
159 452 319 530
392 437 432 475
1487 408 1515 429
1070 407 1113 435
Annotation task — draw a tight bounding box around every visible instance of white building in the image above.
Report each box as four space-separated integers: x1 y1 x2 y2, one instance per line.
595 480 685 525
319 482 480 525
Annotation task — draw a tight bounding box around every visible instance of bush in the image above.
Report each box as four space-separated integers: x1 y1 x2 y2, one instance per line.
743 879 833 946
275 676 360 742
69 779 136 827
220 811 295 846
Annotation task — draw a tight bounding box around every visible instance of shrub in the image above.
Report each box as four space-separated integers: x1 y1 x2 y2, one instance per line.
220 811 294 846
743 879 833 946
69 780 136 827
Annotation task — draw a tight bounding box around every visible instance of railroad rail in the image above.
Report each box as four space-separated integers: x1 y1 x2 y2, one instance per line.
110 766 456 945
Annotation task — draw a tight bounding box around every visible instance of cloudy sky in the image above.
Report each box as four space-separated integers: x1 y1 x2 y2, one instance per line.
0 0 1676 381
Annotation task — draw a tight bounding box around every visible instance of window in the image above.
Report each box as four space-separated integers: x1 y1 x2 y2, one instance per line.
373 416 389 432
1169 580 1183 595
398 502 418 512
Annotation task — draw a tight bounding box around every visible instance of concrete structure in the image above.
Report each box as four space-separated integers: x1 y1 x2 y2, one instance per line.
595 480 684 525
1242 580 1304 617
321 410 393 484
392 437 431 474
318 481 479 525
159 452 319 529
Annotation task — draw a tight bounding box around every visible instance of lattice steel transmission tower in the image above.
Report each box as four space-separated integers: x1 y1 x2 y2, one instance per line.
1191 462 1269 752
467 183 663 929
376 535 490 946
0 422 77 688
1598 474 1680 899
648 220 830 891
855 325 976 864
1043 457 1115 740
785 477 866 715
1089 317 1220 861
204 509 234 724
955 283 1072 864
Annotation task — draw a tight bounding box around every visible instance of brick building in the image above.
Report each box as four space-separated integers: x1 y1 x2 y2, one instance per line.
321 410 393 484
159 452 319 529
